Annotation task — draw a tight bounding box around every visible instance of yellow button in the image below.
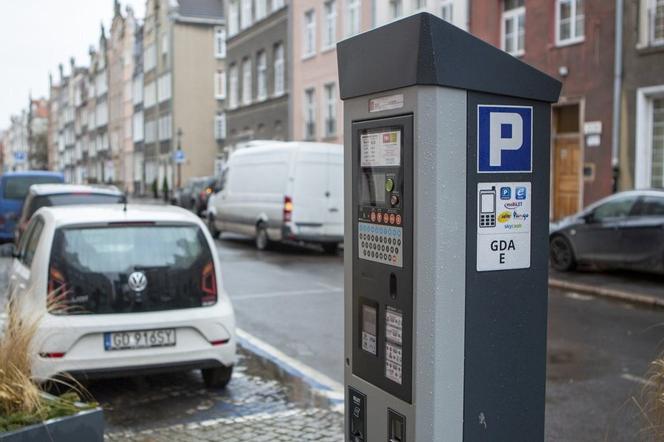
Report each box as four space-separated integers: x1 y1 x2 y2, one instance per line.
385 178 395 192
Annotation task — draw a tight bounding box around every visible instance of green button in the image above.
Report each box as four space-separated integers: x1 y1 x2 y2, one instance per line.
385 178 395 192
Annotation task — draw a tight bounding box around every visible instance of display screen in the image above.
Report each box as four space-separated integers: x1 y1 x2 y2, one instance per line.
360 172 385 205
480 192 495 213
361 304 377 355
360 130 401 168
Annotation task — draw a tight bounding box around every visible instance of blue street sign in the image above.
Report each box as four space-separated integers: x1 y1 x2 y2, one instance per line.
173 150 185 164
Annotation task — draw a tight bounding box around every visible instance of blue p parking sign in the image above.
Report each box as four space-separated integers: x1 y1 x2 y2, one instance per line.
477 105 533 173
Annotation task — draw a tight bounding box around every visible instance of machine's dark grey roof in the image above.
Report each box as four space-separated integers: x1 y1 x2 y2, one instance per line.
337 13 561 103
177 0 224 21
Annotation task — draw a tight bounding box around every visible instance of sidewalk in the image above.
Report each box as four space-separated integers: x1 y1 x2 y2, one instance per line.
549 268 664 308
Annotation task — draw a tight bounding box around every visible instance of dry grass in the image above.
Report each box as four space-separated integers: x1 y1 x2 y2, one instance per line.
0 290 96 432
639 356 664 441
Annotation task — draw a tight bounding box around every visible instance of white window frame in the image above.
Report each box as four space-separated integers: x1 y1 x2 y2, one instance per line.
636 85 664 188
215 27 226 58
274 43 285 97
273 0 284 10
346 0 361 37
304 88 316 140
555 0 585 47
144 44 157 72
242 58 252 106
502 4 526 56
215 112 227 140
241 0 253 30
323 1 337 50
390 0 402 19
440 0 453 22
228 0 239 37
324 83 337 137
257 51 267 101
414 0 427 12
229 65 239 109
215 70 227 100
649 0 664 46
256 0 267 20
303 9 317 58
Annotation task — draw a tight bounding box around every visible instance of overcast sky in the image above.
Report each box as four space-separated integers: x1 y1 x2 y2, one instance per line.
0 0 146 128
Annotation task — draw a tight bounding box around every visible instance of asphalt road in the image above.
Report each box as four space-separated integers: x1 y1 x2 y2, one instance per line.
217 235 664 441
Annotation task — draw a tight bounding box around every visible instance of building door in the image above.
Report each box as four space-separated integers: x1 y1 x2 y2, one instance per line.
552 104 582 220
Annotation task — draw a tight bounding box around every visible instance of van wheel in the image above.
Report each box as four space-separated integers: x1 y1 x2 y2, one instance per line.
202 365 233 389
322 243 339 255
550 235 576 272
207 214 220 239
255 224 270 251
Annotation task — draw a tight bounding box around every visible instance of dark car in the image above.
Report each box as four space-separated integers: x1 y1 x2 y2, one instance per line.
173 178 204 210
15 184 125 244
549 190 664 274
192 176 217 217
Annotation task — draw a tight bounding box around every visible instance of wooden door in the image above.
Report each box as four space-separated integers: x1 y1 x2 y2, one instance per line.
553 135 581 220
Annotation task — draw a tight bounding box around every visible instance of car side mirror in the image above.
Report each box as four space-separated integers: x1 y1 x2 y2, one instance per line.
582 212 595 224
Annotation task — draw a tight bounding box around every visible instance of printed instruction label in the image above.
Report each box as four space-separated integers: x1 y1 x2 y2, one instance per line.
369 94 404 113
385 360 403 385
385 308 403 345
361 130 401 168
477 182 531 271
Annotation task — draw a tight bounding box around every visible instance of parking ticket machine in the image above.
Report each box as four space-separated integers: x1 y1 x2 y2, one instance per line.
338 13 561 441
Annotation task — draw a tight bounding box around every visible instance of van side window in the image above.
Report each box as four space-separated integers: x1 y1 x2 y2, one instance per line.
22 217 44 268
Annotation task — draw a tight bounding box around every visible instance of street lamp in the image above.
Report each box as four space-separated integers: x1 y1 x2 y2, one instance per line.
176 128 183 189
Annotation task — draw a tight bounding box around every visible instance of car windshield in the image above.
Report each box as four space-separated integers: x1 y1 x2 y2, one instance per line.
26 193 124 220
49 224 216 315
3 176 63 200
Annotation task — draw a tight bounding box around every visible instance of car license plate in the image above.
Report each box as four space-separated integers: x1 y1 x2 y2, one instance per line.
104 328 176 351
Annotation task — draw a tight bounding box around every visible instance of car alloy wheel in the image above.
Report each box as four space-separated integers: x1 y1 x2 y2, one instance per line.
550 236 576 272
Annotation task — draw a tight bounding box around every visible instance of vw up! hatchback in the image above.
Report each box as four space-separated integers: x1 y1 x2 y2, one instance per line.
9 204 236 388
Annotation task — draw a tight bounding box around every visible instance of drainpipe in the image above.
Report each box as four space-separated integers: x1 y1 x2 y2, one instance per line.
611 0 624 192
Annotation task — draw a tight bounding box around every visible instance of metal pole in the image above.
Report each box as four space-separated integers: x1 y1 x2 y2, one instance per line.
611 0 624 192
177 128 183 189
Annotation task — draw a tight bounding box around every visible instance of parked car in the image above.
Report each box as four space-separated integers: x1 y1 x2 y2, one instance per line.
9 204 236 388
206 141 343 253
0 171 64 243
193 176 217 217
172 178 205 210
549 189 664 274
15 184 125 244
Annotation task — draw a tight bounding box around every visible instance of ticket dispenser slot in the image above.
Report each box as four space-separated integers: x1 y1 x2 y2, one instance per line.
348 388 367 442
352 115 413 404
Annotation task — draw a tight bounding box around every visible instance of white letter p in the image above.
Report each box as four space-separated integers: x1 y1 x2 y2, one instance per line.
489 112 523 167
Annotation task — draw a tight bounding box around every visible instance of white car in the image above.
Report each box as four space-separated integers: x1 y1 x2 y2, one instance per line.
8 204 236 388
207 141 344 253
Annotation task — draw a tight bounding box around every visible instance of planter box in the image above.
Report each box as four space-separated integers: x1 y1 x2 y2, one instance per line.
0 408 104 442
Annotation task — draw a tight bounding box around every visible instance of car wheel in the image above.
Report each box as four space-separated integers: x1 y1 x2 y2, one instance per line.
322 243 339 255
207 214 221 239
550 235 576 272
255 224 270 251
201 365 233 389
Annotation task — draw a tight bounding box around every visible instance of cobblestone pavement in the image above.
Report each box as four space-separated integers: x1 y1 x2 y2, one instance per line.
97 348 343 441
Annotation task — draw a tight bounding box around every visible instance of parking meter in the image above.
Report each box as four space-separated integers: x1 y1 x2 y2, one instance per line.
338 13 561 442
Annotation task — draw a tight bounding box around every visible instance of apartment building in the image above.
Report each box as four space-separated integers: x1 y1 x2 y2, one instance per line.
621 0 664 191
225 0 289 153
143 0 225 193
132 22 145 193
56 61 77 180
3 111 29 172
46 74 60 172
471 0 616 220
70 61 90 183
109 2 138 191
27 97 49 170
290 0 467 145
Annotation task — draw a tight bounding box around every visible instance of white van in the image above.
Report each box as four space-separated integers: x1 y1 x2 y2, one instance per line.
207 142 344 253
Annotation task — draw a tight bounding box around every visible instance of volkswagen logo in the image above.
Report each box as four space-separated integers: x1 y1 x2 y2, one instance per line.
128 271 148 292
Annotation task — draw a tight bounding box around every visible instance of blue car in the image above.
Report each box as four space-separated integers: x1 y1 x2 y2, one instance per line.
0 171 64 242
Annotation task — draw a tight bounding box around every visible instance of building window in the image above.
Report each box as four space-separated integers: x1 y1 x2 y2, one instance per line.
229 0 239 36
241 0 252 30
415 0 427 11
636 86 664 188
145 119 157 143
556 0 584 46
256 0 268 20
390 0 402 19
215 112 227 140
229 64 239 109
303 9 316 58
304 88 316 140
274 43 285 97
323 1 337 49
257 51 267 101
242 58 252 105
324 83 337 137
158 114 172 141
144 44 156 72
273 0 284 9
650 0 664 45
502 0 525 56
347 0 361 36
132 74 143 104
650 98 664 187
157 73 171 103
215 70 226 99
215 27 226 58
132 111 144 142
161 32 169 64
440 0 453 22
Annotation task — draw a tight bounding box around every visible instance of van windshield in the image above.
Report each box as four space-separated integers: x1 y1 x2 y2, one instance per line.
49 224 216 315
3 176 63 200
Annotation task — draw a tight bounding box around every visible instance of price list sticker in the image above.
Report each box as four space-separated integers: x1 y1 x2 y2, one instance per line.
384 307 404 385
